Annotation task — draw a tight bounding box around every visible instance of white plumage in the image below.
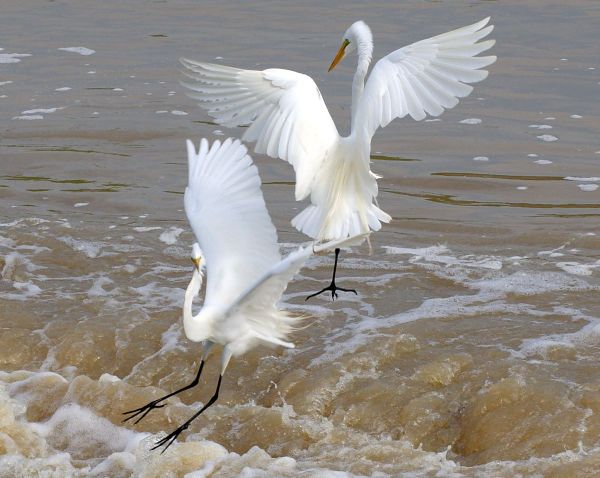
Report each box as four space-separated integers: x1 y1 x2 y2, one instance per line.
183 137 358 357
126 137 363 451
180 18 496 241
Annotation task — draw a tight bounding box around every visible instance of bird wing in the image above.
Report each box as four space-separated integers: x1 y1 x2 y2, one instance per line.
180 59 340 201
355 17 496 141
222 234 368 347
226 234 368 313
184 137 281 308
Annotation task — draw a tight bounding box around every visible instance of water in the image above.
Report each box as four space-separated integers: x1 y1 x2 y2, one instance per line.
1 0 599 476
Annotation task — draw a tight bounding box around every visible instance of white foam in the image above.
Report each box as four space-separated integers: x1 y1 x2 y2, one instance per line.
0 80 13 86
171 110 188 116
520 316 600 361
113 88 123 92
134 226 161 232
555 260 600 276
472 271 593 295
58 236 102 258
537 134 558 142
13 115 44 120
1 281 43 301
459 118 482 124
577 184 598 192
74 202 89 208
87 276 114 297
570 114 582 119
527 154 538 158
473 156 489 161
535 160 552 165
31 403 148 458
384 245 502 270
159 226 184 245
58 47 95 56
22 107 64 114
517 186 528 190
565 176 600 182
0 52 31 63
55 87 71 91
213 129 224 136
529 124 552 129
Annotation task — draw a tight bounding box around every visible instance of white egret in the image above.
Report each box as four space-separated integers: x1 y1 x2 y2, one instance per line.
122 138 362 452
180 18 496 299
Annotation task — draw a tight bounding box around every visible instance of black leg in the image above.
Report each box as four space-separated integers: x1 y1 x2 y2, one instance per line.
305 248 357 301
122 360 206 425
152 374 223 453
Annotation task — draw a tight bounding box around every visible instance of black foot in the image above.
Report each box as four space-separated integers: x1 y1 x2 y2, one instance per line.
122 398 168 425
123 360 206 425
151 374 223 454
152 422 190 453
305 282 357 301
306 248 356 301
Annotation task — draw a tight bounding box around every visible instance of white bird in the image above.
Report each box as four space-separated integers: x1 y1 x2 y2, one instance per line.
122 138 362 452
180 18 496 299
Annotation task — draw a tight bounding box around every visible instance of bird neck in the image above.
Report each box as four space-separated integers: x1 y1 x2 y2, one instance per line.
351 37 373 132
183 268 203 332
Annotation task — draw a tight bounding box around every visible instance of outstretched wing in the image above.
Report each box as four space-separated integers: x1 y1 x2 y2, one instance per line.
222 234 368 348
226 234 368 314
356 17 496 141
184 138 281 308
180 59 340 201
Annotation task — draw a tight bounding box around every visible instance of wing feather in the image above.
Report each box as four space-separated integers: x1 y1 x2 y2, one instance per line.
180 59 340 201
184 138 281 308
356 17 496 140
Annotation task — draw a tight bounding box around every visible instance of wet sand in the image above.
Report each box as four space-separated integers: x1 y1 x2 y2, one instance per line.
1 0 600 476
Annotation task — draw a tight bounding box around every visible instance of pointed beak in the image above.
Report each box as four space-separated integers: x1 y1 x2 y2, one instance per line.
191 257 201 272
328 39 350 72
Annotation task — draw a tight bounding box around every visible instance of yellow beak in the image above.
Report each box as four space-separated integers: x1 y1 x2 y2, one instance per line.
328 39 350 72
191 257 201 271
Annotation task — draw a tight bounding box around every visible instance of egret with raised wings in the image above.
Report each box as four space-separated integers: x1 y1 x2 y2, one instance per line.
180 18 496 299
122 138 361 452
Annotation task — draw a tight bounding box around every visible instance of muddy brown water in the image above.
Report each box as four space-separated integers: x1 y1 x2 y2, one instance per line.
1 1 599 476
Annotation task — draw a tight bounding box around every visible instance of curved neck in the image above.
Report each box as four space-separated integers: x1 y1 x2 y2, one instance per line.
183 268 203 326
351 44 372 132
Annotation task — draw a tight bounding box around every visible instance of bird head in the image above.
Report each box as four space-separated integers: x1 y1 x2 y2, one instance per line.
328 21 372 72
191 242 203 272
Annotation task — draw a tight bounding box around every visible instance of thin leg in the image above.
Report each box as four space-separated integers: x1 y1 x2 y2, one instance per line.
305 248 357 301
152 345 232 453
122 360 205 425
152 374 222 453
123 341 213 425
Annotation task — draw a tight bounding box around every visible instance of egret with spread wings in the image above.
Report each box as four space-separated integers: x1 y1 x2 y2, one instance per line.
122 138 362 452
180 18 496 299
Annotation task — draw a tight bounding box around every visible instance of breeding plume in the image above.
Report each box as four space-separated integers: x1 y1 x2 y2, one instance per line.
123 138 361 452
180 18 496 298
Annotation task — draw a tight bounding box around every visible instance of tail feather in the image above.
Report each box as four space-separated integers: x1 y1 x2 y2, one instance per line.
292 202 391 240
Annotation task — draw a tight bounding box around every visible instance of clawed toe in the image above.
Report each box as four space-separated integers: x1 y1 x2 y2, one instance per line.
305 282 357 301
122 399 164 424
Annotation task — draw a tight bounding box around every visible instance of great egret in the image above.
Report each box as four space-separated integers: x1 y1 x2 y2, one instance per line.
122 138 362 452
180 17 496 299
